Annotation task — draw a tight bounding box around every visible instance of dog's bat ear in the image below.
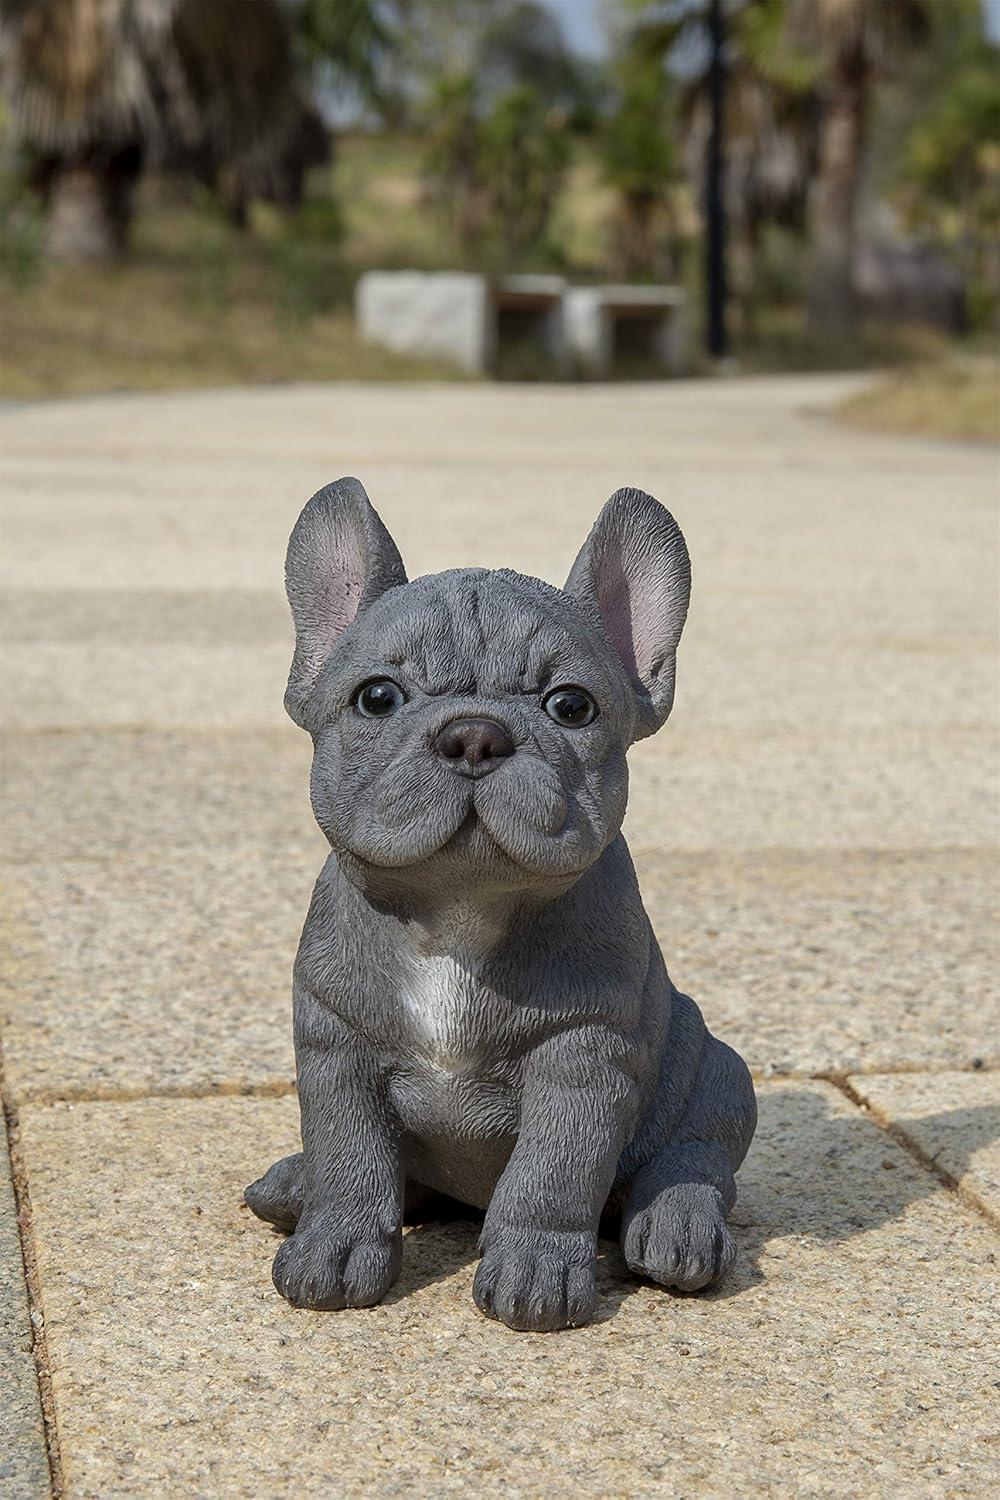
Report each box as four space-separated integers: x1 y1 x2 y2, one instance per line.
565 487 691 739
284 477 407 728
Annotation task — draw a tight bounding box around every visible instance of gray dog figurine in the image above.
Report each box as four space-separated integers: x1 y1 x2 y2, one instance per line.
246 477 757 1332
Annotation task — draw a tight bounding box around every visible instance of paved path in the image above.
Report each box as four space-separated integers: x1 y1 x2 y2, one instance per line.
1 376 997 1497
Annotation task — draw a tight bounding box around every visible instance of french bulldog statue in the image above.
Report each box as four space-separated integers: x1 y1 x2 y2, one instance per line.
246 478 757 1332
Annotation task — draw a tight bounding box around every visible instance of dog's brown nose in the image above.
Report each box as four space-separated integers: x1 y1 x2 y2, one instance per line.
434 718 516 776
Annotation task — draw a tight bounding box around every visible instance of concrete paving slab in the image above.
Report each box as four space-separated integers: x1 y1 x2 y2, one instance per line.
4 475 994 640
2 719 994 889
847 1071 1000 1220
2 845 994 1106
1 385 995 613
0 729 319 865
637 848 999 1078
625 724 996 850
0 588 288 647
0 848 302 1102
8 583 993 670
18 1081 999 1498
2 642 291 730
0 376 973 477
0 1113 50 1498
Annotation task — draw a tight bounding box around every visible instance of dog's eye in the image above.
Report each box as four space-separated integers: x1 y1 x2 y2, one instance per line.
542 687 598 727
354 679 406 718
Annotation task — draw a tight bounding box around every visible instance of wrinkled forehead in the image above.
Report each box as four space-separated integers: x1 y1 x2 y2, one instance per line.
359 568 608 696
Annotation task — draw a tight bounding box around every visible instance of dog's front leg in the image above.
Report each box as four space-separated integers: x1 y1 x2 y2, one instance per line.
474 1028 640 1332
271 993 403 1311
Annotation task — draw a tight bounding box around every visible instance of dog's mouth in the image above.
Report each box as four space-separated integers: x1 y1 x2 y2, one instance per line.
442 803 515 859
446 806 482 839
348 810 591 892
353 802 514 868
330 749 608 882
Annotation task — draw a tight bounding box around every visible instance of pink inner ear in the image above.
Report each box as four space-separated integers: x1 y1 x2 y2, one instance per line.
598 545 644 681
324 523 365 638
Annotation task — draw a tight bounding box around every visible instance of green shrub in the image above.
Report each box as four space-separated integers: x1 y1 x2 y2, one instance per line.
0 175 44 287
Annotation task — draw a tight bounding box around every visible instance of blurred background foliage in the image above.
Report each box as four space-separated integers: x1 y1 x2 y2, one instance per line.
0 0 996 434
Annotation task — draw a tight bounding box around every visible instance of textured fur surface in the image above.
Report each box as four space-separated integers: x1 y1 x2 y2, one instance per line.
246 478 757 1331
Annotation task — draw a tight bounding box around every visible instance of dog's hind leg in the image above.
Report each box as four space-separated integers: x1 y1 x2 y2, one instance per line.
245 1153 304 1231
622 1033 756 1292
621 1139 737 1291
246 1154 466 1230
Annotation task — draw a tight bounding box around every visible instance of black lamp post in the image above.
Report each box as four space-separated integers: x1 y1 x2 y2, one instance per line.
705 0 728 359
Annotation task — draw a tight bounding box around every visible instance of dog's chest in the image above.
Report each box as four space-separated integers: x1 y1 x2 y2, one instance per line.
399 951 494 1065
390 951 520 1167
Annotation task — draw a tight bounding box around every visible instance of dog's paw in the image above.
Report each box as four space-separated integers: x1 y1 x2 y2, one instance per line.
473 1231 596 1332
245 1153 304 1231
272 1220 401 1310
623 1183 735 1293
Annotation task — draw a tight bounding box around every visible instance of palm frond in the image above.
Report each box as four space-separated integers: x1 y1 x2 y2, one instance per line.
1 0 174 152
786 0 931 74
1 0 309 165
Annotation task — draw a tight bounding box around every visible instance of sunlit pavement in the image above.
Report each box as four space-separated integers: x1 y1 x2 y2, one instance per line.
2 376 997 1496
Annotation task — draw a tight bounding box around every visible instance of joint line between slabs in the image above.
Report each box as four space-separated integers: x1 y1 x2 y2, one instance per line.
11 1064 996 1110
20 1077 300 1107
819 1071 999 1230
9 1072 998 1232
1 1065 66 1498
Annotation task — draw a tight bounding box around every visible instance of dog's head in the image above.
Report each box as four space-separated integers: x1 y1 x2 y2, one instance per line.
285 478 690 895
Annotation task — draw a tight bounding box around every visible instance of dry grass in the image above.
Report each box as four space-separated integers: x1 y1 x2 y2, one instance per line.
0 160 464 399
0 137 478 400
0 257 457 399
837 358 998 443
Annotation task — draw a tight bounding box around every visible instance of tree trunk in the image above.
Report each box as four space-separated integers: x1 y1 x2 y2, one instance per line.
44 149 140 263
45 167 119 261
610 191 675 280
808 52 867 333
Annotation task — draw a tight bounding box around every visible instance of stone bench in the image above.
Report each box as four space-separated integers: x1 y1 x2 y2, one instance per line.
490 274 569 378
355 271 568 377
566 284 687 378
356 271 685 379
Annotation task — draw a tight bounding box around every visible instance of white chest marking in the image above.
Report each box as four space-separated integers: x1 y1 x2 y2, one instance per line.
403 953 481 1067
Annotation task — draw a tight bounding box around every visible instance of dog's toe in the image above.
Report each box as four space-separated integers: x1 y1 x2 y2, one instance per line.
272 1220 401 1310
473 1233 597 1332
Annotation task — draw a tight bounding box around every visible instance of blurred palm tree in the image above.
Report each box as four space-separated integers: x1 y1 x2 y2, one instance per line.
396 0 581 99
423 72 572 264
477 0 588 106
479 83 571 261
1 0 326 259
291 0 410 122
600 29 680 279
680 0 820 328
2 0 165 258
886 0 1000 324
787 0 931 328
419 0 580 263
612 0 940 332
606 3 818 301
423 71 483 253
